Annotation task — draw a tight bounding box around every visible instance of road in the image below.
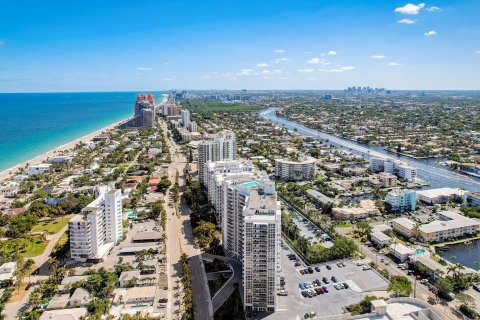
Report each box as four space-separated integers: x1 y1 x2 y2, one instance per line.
161 120 213 320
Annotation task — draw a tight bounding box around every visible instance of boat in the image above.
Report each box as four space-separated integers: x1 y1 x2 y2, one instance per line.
464 240 473 245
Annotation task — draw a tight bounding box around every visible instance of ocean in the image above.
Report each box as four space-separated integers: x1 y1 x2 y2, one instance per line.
0 92 164 172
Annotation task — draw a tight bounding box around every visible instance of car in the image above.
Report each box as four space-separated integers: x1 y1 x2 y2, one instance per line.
158 298 168 303
337 262 343 268
334 284 341 290
331 276 337 283
326 265 332 270
356 261 364 266
314 288 321 294
322 286 329 293
343 282 349 289
307 267 314 273
299 283 305 289
339 283 345 289
294 261 301 267
322 277 329 284
314 266 321 272
420 279 429 284
277 290 288 296
301 290 308 297
304 269 309 274
299 269 305 275
363 265 371 271
341 262 346 267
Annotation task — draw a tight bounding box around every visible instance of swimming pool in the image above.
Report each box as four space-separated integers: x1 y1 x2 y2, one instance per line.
243 181 258 188
126 212 137 218
416 249 425 254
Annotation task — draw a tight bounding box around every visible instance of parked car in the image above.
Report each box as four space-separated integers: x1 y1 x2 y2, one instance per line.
331 276 337 283
341 262 346 267
301 290 308 297
322 277 329 284
300 269 305 275
299 283 305 290
363 265 371 271
314 266 321 272
337 262 343 268
307 267 314 273
420 279 429 284
334 284 341 290
295 261 301 267
278 290 288 296
356 261 364 266
343 282 349 289
322 286 329 293
326 265 332 270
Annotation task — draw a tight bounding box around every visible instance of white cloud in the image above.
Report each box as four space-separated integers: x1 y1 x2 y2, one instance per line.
237 69 255 76
273 57 289 63
394 3 425 15
388 62 403 66
327 50 337 56
319 66 356 73
307 57 329 65
257 62 269 67
261 69 283 75
426 6 441 12
398 18 417 24
274 49 285 53
371 55 387 59
424 30 437 37
136 67 152 71
298 68 315 73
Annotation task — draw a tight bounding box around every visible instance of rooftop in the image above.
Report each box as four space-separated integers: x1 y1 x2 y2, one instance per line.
39 308 88 320
419 210 480 234
417 187 463 199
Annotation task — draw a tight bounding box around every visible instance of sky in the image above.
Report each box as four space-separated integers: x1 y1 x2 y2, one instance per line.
0 0 479 92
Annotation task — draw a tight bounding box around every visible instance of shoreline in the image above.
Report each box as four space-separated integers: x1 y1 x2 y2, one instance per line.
0 116 133 183
0 93 168 183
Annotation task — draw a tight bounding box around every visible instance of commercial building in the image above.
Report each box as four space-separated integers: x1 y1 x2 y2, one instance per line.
385 189 417 212
274 155 316 181
416 187 463 205
369 157 417 181
69 187 123 262
188 121 198 133
198 130 236 183
391 217 416 238
418 211 480 243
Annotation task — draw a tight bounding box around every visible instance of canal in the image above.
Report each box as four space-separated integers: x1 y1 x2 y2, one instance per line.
260 108 480 192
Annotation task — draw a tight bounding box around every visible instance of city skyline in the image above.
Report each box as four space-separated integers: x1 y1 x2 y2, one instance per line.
1 0 480 92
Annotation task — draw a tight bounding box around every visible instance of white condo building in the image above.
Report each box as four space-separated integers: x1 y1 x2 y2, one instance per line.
198 130 236 183
369 157 417 181
69 187 123 262
205 162 281 312
274 155 316 181
181 109 191 127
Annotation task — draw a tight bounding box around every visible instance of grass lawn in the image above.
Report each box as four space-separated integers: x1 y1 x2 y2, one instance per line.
20 238 48 257
31 216 70 234
337 221 351 228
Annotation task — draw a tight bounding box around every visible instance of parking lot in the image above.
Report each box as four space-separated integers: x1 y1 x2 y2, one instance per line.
265 244 389 319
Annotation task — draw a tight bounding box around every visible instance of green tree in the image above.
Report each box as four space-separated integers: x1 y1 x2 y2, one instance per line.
388 276 413 297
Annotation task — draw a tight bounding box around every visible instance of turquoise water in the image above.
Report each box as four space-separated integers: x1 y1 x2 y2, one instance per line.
0 92 164 172
243 181 258 188
127 213 138 218
416 249 425 254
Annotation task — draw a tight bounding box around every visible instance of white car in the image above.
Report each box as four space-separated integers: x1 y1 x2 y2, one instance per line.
356 261 364 266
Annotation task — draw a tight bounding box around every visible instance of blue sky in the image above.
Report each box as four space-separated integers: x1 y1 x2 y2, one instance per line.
0 0 479 91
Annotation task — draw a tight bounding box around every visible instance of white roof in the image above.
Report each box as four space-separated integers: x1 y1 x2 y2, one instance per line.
390 243 415 255
392 217 416 230
417 187 462 199
39 308 88 320
419 211 480 234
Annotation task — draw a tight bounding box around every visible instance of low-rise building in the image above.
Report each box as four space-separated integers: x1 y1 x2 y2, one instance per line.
416 187 463 205
0 262 16 282
39 308 88 320
332 200 379 220
389 243 415 262
0 185 19 198
379 172 397 188
114 286 157 305
25 164 52 176
274 155 316 181
385 189 417 212
391 217 417 238
418 210 480 243
464 191 480 207
371 230 392 247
